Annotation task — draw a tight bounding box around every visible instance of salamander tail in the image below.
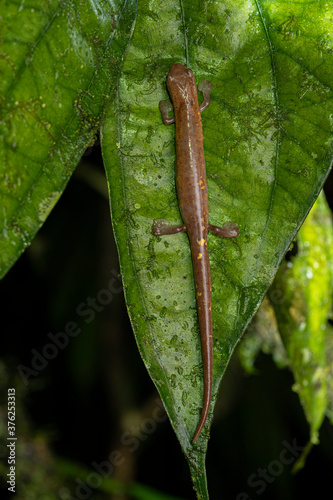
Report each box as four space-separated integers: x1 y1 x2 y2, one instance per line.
192 371 212 443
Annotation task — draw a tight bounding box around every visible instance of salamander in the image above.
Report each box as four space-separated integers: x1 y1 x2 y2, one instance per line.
152 63 239 443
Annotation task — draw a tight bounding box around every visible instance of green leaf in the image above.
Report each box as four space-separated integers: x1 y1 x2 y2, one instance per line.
0 0 138 278
326 323 333 423
270 191 333 446
240 191 333 469
102 1 333 496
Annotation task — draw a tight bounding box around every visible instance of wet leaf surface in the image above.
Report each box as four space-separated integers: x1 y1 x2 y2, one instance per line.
0 0 138 277
101 1 333 497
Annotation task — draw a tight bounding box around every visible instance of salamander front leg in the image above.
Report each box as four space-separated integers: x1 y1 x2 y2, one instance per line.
159 100 175 125
198 79 213 113
208 222 239 238
152 219 186 236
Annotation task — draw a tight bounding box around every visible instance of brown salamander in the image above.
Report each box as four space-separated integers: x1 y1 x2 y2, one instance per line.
152 63 239 443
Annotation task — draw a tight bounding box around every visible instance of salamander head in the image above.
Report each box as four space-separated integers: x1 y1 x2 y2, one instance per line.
167 63 195 93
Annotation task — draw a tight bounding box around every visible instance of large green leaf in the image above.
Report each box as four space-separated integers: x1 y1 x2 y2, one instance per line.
0 0 137 278
101 1 333 497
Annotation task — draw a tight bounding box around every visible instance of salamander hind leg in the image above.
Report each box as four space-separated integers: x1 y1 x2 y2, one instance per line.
208 222 239 238
198 79 213 113
152 219 186 236
159 100 175 125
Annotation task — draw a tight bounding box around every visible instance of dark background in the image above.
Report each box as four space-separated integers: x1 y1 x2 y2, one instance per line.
1 140 333 500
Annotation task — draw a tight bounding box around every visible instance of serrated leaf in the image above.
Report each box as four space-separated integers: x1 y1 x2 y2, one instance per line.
102 1 333 497
0 0 138 278
270 191 333 446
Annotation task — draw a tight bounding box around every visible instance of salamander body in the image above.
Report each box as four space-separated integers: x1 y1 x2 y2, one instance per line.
153 64 239 443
